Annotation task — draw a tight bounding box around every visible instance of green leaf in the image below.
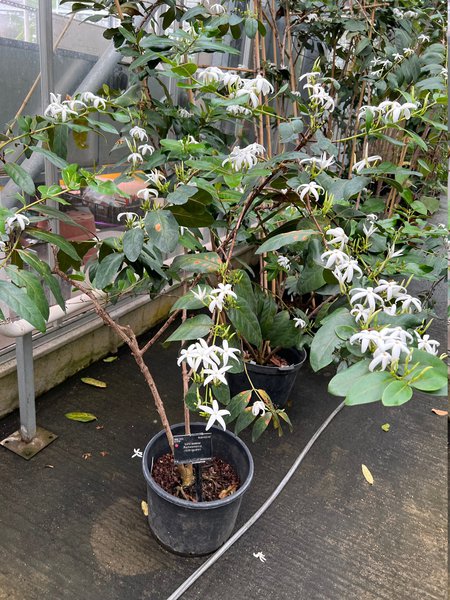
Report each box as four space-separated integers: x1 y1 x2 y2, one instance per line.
235 407 256 435
4 163 35 195
256 230 318 254
166 185 198 205
279 119 304 143
29 146 69 169
228 298 262 349
17 249 65 311
409 348 447 389
381 423 390 432
382 380 413 406
86 117 118 135
211 382 230 405
169 204 214 227
345 371 393 406
166 314 213 342
81 377 107 388
244 17 258 38
172 62 198 77
144 210 179 253
93 253 124 289
0 280 46 332
28 229 81 262
170 252 222 274
252 413 272 442
310 308 354 372
226 390 252 422
65 412 97 422
5 266 49 321
123 227 144 262
328 359 371 396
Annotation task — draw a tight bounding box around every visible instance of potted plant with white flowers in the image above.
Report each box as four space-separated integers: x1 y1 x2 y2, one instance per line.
0 0 447 556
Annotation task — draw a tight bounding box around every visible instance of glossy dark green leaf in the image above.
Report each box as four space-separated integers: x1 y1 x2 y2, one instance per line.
0 280 46 332
4 163 36 195
144 210 179 253
166 314 214 342
123 227 144 262
93 253 124 289
345 372 393 406
382 380 413 406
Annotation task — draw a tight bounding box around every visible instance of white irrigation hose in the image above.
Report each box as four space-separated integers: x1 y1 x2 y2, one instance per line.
167 400 346 600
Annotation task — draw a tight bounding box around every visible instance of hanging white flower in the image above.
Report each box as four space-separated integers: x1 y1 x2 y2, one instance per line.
321 248 349 269
129 126 148 141
5 214 30 234
252 74 274 96
177 338 221 372
208 283 237 312
197 66 224 84
226 105 252 116
352 155 382 173
349 287 384 312
350 303 373 324
296 181 324 202
232 87 260 109
252 401 266 416
293 317 306 329
137 188 158 201
79 91 106 109
44 93 78 122
373 280 406 301
222 71 243 90
368 349 394 372
192 286 209 303
333 259 362 283
138 144 155 156
117 212 139 224
127 152 144 166
378 100 418 123
326 227 348 248
300 152 335 170
395 294 422 313
222 143 265 172
277 255 291 269
202 363 233 387
146 170 167 187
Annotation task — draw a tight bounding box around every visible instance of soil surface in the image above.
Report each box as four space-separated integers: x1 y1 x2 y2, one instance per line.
152 453 240 502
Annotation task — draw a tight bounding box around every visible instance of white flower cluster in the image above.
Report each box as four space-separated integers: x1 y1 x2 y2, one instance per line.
393 7 418 19
201 0 225 14
359 100 419 124
349 282 424 326
4 213 30 234
321 227 363 286
196 68 274 112
350 327 414 371
126 127 154 167
222 143 265 172
44 91 107 121
193 283 237 313
177 338 240 386
300 152 335 171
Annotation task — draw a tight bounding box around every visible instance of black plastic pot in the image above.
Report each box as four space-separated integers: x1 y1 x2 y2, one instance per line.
227 347 307 408
142 422 254 556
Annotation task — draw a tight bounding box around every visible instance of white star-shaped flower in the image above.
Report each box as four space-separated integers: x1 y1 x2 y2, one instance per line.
197 399 230 430
132 448 143 458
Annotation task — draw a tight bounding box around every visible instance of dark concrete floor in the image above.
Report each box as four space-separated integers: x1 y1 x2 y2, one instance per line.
0 297 447 600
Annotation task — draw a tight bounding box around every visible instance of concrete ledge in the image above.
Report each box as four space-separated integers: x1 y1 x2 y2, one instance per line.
0 289 182 418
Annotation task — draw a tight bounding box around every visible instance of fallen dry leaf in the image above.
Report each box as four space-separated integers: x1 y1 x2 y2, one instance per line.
81 377 107 388
141 500 149 516
381 423 390 432
103 356 118 363
45 464 54 469
95 425 104 430
65 412 97 423
82 453 92 460
361 464 374 485
431 409 448 416
218 484 238 499
100 451 109 457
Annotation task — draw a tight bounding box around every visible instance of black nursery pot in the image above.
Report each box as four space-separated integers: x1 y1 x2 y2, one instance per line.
228 348 307 408
142 422 254 556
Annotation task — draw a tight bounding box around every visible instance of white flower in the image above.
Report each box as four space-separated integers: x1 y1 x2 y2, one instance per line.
386 244 404 259
298 71 317 84
5 214 30 233
366 213 378 222
252 74 274 95
378 100 418 123
127 152 144 166
65 99 86 111
321 248 349 269
197 66 224 84
441 67 448 79
253 551 267 562
363 222 377 238
418 34 430 43
218 339 240 366
300 152 335 170
177 338 221 372
350 287 384 312
333 259 362 283
208 283 237 313
373 279 406 301
137 188 158 201
117 212 139 224
178 108 193 118
291 90 302 97
304 13 318 22
382 337 411 361
129 126 148 141
393 53 404 62
222 71 243 90
350 330 380 353
44 93 78 122
416 333 440 355
383 327 413 345
293 317 306 329
208 2 225 14
277 255 291 269
252 401 266 416
403 10 418 19
79 91 106 109
359 105 381 120
146 170 166 187
352 155 382 173
296 181 324 202
222 143 265 172
369 349 394 372
305 83 335 112
198 399 230 430
403 47 415 57
326 227 348 249
0 240 6 252
138 144 155 156
132 448 143 458
350 304 373 324
393 8 403 18
226 104 252 116
192 286 209 302
395 293 422 313
202 364 233 387
232 87 260 109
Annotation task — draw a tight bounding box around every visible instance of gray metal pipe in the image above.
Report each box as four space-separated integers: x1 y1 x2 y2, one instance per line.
1 44 123 208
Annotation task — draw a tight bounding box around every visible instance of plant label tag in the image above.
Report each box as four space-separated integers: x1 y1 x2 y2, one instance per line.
173 432 213 464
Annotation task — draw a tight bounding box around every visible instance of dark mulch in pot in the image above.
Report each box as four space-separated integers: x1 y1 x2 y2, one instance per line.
152 453 240 502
